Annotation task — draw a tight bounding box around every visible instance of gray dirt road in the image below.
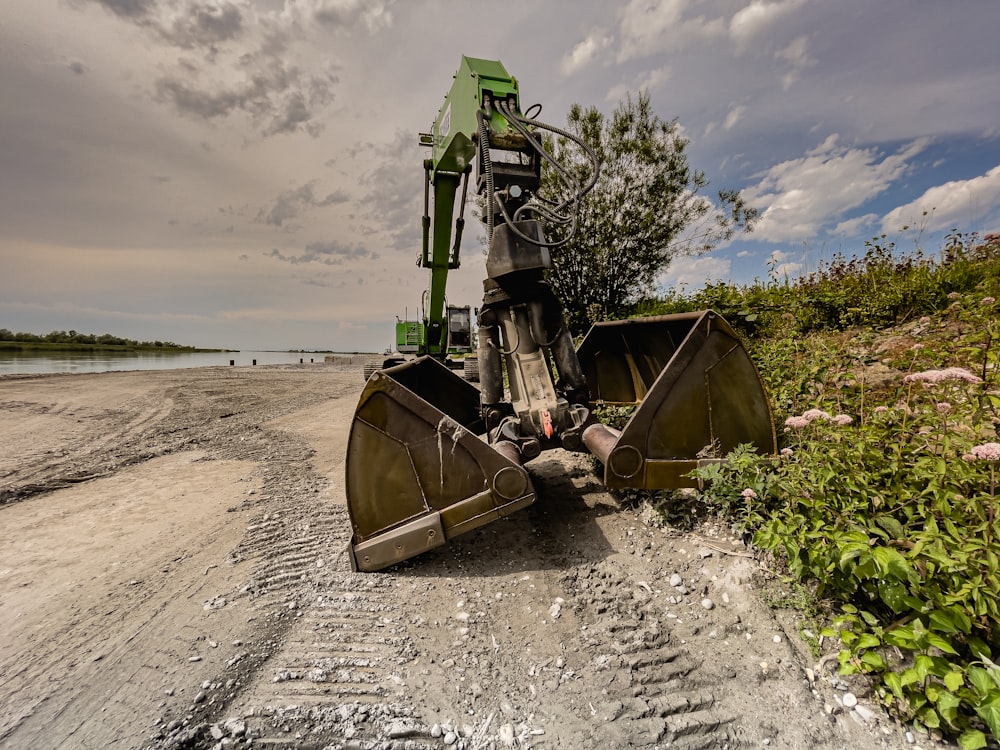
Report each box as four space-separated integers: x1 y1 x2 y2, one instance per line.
0 365 926 749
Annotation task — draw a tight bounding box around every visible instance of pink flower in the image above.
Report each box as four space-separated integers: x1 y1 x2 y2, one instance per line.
936 402 951 413
947 292 961 300
874 405 889 414
982 297 996 306
910 343 925 351
741 488 758 499
784 416 810 430
802 408 832 422
780 447 794 457
903 367 983 384
832 414 854 425
919 316 931 324
969 442 1000 461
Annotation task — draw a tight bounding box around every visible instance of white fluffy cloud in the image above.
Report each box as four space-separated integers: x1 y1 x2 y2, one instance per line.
881 165 1000 235
561 29 613 75
616 0 726 61
742 135 932 242
662 255 732 289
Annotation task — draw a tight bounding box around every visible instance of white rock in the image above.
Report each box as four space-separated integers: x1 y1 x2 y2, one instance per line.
499 723 515 745
701 598 714 610
842 692 858 708
669 573 683 587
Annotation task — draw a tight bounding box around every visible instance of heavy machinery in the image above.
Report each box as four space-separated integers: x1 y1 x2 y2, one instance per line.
345 56 776 572
364 304 475 381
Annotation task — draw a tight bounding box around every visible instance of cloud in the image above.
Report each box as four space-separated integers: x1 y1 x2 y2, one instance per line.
741 135 932 242
881 164 1000 235
256 181 350 228
561 29 613 75
724 103 747 130
834 213 879 236
76 0 342 138
616 0 727 61
266 240 374 266
154 59 338 136
729 0 806 45
606 65 671 102
767 248 805 279
66 59 90 75
359 130 424 250
774 34 815 89
81 0 157 21
290 0 396 33
662 254 732 289
80 0 247 49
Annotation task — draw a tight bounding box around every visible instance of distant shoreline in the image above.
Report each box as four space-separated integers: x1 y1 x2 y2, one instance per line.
0 341 228 353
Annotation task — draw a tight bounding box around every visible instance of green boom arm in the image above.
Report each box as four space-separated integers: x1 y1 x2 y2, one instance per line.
417 56 522 356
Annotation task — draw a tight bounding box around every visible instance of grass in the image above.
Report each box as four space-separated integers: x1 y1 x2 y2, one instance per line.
631 231 1000 747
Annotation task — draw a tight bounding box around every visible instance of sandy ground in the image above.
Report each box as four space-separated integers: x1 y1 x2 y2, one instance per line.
0 364 934 749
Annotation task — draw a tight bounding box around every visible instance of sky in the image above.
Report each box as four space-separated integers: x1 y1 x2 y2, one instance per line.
2 0 999 352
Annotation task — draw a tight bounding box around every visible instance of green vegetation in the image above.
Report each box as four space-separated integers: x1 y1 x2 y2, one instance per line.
0 329 218 352
627 231 1000 747
541 92 756 335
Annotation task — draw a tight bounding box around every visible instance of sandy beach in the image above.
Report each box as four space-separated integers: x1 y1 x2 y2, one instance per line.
0 364 916 749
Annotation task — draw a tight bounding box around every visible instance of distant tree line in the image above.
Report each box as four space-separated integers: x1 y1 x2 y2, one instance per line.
0 328 195 350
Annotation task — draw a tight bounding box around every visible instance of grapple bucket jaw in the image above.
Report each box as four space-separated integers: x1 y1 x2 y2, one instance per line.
346 356 535 571
577 310 776 489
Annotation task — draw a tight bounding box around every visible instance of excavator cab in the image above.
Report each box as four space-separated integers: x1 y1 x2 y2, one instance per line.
344 56 775 571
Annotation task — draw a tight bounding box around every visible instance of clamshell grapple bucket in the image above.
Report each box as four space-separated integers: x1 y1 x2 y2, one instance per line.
577 310 777 489
346 357 535 572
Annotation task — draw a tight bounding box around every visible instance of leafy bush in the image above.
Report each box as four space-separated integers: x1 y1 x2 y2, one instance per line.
649 233 1000 746
634 231 1000 341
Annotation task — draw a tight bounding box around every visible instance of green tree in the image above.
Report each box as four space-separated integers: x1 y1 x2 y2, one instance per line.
540 92 757 334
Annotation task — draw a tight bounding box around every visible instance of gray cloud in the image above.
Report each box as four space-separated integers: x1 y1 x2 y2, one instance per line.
83 0 157 21
256 181 350 228
80 0 246 49
77 0 339 137
154 62 336 137
266 240 375 266
161 2 245 49
359 130 423 250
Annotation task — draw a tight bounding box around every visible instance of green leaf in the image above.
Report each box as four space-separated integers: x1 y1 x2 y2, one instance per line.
855 633 881 650
919 706 941 729
875 515 906 539
936 690 961 727
915 654 933 681
958 729 988 750
925 631 959 655
974 696 1000 738
861 651 886 671
872 546 911 581
929 609 960 635
884 624 916 650
968 667 994 696
944 670 965 692
884 672 904 699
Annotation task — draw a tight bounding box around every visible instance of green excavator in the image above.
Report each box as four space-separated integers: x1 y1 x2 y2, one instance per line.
345 56 776 572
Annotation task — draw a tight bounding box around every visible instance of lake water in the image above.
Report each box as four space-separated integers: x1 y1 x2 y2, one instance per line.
0 350 338 376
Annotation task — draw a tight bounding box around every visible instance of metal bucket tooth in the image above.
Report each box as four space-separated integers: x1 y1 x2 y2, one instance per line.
577 310 776 489
346 356 535 572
